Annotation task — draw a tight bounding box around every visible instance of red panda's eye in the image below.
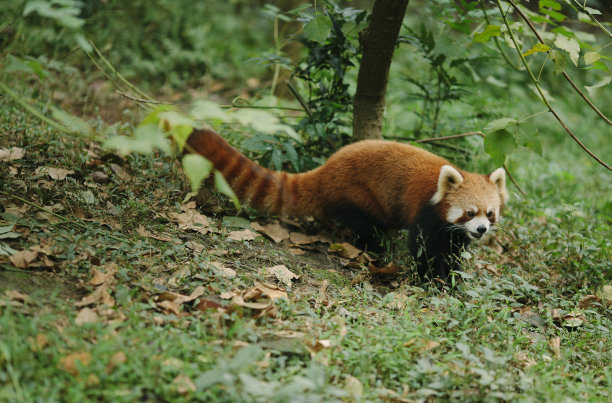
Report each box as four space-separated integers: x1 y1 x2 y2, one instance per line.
487 211 493 218
467 211 475 218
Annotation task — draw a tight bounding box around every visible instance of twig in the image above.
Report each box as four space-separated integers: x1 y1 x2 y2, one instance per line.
479 1 520 70
0 191 132 245
498 0 611 172
413 131 484 143
503 163 526 197
286 80 313 117
569 0 612 39
384 135 472 154
507 1 612 127
116 91 168 105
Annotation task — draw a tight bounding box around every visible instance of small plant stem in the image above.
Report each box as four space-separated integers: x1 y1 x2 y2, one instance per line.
479 0 520 70
0 82 101 142
89 41 153 101
0 191 132 245
115 91 167 105
507 0 612 127
570 0 612 39
270 18 281 96
497 0 611 172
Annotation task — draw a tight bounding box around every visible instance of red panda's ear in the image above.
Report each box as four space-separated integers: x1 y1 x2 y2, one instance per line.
431 165 463 204
489 168 509 205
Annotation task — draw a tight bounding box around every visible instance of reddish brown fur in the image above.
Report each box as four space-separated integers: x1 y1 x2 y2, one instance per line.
185 128 496 230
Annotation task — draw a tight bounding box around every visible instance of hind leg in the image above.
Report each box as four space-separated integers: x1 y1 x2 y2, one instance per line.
330 204 384 252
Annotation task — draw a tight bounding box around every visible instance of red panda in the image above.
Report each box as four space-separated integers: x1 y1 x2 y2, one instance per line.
186 128 509 279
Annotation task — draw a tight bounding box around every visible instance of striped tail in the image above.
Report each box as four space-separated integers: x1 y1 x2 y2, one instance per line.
185 129 317 217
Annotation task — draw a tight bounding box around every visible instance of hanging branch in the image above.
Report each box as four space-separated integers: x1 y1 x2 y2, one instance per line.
506 1 612 127
496 0 611 172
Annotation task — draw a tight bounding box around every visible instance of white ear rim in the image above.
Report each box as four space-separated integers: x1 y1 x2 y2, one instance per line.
430 165 464 205
490 167 509 204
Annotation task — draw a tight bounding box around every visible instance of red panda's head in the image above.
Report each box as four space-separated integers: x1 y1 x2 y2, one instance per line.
430 165 509 241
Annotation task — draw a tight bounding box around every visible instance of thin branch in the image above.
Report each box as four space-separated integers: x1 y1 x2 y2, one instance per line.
479 1 520 70
115 91 167 105
569 0 612 39
507 1 612 127
286 80 313 117
503 163 526 197
497 0 611 172
413 131 484 143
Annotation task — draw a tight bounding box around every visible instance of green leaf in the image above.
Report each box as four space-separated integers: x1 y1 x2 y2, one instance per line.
483 118 517 134
5 55 50 80
539 0 561 11
540 8 566 22
554 35 580 66
523 43 550 57
214 171 240 209
484 130 517 166
75 34 92 53
104 123 170 155
0 242 17 256
515 123 542 156
303 15 332 44
51 107 91 134
182 154 213 192
583 51 600 65
585 74 611 97
190 100 229 123
473 25 501 43
550 50 567 75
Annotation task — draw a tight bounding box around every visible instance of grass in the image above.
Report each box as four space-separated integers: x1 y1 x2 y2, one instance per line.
1 5 611 400
1 96 610 402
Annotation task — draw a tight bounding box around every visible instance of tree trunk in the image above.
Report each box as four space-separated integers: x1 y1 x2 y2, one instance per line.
353 0 409 141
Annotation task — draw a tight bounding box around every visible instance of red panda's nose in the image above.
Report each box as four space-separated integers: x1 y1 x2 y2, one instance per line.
477 225 487 234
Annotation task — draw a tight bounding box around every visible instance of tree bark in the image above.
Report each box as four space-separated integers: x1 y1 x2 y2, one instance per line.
353 0 409 141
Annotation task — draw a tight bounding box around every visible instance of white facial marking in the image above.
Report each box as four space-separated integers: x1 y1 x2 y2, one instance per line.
446 206 463 223
430 165 464 205
464 216 490 240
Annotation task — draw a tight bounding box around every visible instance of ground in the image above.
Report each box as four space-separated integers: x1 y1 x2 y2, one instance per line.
0 98 611 402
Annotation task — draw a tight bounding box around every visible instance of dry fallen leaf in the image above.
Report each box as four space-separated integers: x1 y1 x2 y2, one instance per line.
344 375 363 400
75 286 115 308
578 295 601 309
35 166 75 181
87 266 117 287
157 286 206 315
106 351 127 373
185 241 205 253
227 229 259 241
289 232 315 245
4 289 31 304
368 262 402 274
263 264 299 288
0 147 25 161
328 242 362 259
169 209 210 235
549 337 561 359
31 334 49 352
513 351 536 368
172 374 196 395
137 225 173 242
209 261 236 278
251 221 290 243
59 352 93 375
9 249 39 269
75 307 99 326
